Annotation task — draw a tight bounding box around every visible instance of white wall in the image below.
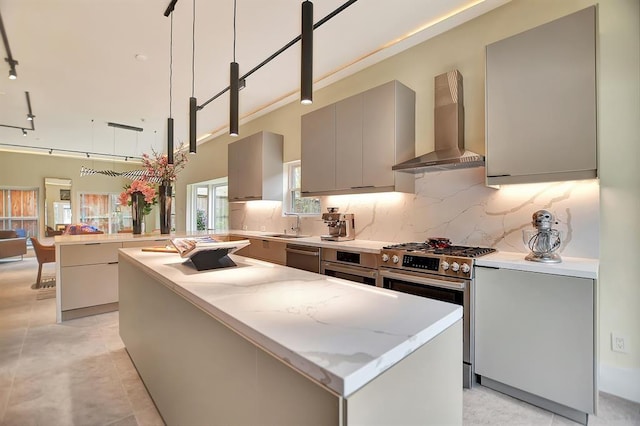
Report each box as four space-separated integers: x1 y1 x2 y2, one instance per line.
176 0 640 402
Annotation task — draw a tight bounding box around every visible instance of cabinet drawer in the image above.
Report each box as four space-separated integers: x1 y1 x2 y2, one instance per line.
251 239 286 265
123 239 170 248
60 263 119 310
59 242 122 266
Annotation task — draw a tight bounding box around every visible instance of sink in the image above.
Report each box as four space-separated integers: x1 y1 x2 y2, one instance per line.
268 234 309 239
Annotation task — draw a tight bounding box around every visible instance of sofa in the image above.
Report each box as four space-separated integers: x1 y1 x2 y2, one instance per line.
0 230 28 260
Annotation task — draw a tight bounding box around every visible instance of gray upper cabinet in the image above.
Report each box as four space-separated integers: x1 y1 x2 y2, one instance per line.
301 80 415 196
485 6 597 185
301 104 336 194
228 131 283 202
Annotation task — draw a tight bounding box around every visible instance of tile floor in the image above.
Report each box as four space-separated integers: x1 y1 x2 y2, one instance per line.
1 250 639 426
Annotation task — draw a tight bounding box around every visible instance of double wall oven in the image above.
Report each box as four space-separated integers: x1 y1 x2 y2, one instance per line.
379 242 495 388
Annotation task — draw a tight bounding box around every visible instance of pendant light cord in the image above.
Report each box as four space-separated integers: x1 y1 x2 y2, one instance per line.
169 13 173 118
233 0 237 62
191 0 196 97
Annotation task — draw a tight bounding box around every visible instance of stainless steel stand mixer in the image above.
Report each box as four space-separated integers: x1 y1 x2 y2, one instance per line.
523 209 562 263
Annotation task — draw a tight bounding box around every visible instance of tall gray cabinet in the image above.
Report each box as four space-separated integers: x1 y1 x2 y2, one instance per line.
301 80 415 196
228 131 283 202
485 6 597 185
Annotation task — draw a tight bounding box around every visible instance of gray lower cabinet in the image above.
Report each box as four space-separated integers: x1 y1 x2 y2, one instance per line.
228 131 283 202
485 6 597 185
474 266 596 424
301 80 415 196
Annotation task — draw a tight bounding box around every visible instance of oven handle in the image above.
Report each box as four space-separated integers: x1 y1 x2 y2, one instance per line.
322 262 378 279
379 269 466 291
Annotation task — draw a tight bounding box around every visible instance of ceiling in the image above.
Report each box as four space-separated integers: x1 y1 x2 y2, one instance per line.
0 0 507 161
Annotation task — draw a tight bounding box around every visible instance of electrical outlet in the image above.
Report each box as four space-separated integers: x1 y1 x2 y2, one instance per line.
611 332 628 353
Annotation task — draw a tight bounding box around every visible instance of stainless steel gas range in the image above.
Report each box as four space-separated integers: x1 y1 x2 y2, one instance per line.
379 241 496 388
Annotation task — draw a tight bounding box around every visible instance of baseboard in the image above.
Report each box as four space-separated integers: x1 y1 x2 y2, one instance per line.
599 363 640 404
61 302 119 321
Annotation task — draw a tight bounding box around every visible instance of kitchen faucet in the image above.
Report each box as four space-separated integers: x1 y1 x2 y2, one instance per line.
284 213 301 236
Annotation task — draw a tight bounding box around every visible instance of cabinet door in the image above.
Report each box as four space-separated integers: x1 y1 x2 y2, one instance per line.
335 94 363 190
485 6 597 184
60 263 119 310
228 134 263 201
475 267 595 413
363 82 396 188
301 104 336 194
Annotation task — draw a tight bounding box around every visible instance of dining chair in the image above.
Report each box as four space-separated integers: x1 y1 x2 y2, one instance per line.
30 237 56 288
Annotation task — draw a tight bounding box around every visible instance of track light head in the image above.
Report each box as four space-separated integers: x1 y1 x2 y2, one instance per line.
8 69 16 80
230 61 239 137
49 149 53 155
301 0 313 105
21 128 27 136
27 113 34 121
86 153 90 158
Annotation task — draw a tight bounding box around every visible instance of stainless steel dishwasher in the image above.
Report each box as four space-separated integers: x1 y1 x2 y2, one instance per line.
285 244 320 273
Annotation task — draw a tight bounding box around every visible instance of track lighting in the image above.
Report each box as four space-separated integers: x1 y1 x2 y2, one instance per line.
166 9 175 164
21 128 27 136
301 0 313 105
27 114 34 121
1 10 19 80
230 61 239 137
49 149 53 155
189 97 197 153
229 0 240 137
188 0 198 154
86 153 90 158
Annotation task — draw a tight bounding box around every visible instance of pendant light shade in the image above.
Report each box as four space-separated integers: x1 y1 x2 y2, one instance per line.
230 61 239 137
189 97 197 153
167 117 174 164
301 0 313 105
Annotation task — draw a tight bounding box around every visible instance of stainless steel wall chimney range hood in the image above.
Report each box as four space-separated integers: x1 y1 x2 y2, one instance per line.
393 69 484 173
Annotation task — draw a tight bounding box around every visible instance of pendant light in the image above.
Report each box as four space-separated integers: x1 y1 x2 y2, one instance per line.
301 0 313 105
188 0 197 153
229 0 239 137
167 10 175 164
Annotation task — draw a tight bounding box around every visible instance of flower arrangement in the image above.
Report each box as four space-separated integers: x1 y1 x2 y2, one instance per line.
141 144 188 183
118 180 157 216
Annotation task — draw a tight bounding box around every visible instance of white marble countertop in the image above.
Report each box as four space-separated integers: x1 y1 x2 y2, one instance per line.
118 248 462 397
476 251 599 279
226 230 394 253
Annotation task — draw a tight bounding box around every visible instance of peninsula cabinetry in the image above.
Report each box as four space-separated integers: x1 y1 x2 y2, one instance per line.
485 6 597 185
474 266 596 424
301 80 415 195
228 131 283 202
56 236 169 321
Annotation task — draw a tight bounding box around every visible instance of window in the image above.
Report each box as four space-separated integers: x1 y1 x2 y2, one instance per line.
0 188 39 238
189 179 229 231
284 161 320 215
79 193 129 233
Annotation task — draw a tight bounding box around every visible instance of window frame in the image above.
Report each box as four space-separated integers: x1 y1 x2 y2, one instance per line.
283 161 320 216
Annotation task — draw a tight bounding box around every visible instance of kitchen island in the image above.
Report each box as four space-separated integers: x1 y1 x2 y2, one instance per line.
118 248 463 426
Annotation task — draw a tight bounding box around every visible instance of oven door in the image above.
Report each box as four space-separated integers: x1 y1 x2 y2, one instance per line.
380 267 473 387
321 261 378 286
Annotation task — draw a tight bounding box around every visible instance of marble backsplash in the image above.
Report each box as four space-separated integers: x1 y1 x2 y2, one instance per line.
230 167 600 259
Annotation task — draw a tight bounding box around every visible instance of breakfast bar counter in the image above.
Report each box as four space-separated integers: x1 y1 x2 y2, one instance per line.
118 247 463 425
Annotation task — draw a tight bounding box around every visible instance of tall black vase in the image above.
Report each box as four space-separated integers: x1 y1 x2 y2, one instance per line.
131 191 145 235
159 181 172 234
